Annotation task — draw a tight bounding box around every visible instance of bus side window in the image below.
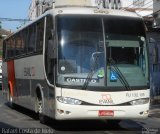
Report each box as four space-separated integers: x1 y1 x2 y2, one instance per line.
23 29 28 55
6 39 10 59
36 18 44 52
9 38 15 58
28 25 36 53
15 33 22 56
5 39 10 60
20 32 25 55
45 16 54 84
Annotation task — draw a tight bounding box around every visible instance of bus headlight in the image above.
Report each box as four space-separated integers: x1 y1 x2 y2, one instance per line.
129 98 149 105
57 96 82 105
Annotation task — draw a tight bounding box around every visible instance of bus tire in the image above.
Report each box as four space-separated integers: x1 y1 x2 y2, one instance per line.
36 92 47 124
39 113 47 124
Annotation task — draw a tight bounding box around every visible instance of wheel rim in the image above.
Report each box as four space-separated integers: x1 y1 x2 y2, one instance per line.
38 100 42 113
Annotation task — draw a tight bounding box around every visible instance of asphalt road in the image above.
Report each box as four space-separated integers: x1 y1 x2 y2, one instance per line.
0 91 160 134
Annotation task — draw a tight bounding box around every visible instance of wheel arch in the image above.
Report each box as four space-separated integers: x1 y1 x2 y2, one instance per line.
35 84 44 113
8 81 13 97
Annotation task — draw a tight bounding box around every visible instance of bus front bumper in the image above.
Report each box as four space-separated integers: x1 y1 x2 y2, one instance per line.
55 102 150 120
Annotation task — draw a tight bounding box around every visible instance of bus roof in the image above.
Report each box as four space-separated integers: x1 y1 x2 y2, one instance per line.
50 7 140 17
48 7 141 18
5 7 142 39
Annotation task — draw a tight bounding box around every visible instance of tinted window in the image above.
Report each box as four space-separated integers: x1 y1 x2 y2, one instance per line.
28 25 36 53
36 19 44 52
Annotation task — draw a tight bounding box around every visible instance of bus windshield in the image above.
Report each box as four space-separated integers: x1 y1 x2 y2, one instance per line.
57 15 149 91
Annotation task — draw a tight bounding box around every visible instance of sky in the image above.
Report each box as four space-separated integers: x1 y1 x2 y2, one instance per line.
0 0 31 32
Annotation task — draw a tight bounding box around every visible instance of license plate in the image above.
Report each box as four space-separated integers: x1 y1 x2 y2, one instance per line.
98 110 114 116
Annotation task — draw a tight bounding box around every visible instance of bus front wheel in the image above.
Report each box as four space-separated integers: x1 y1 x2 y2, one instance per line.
37 96 47 124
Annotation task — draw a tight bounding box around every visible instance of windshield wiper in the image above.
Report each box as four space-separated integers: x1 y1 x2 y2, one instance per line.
82 52 103 90
82 69 95 90
109 58 131 91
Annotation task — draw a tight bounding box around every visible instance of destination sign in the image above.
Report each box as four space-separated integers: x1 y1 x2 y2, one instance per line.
64 77 99 84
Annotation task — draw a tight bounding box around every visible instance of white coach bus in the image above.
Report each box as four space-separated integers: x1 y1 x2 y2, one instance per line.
2 6 150 123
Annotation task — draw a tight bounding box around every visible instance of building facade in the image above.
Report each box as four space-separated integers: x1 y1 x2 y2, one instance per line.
97 0 153 16
153 0 160 28
28 0 97 20
123 0 153 17
28 0 54 20
28 0 153 20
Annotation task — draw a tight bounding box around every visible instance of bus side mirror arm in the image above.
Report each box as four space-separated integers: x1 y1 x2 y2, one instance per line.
51 29 55 37
48 40 57 59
